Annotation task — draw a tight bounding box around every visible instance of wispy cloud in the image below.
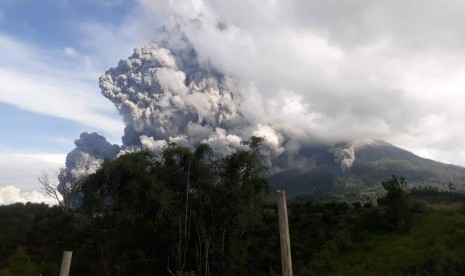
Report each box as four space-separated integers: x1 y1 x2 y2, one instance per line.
64 46 77 57
136 0 465 166
0 33 124 137
0 151 66 191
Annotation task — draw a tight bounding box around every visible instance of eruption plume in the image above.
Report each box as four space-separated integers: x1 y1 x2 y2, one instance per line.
99 43 244 152
58 132 120 198
330 142 356 172
59 39 288 192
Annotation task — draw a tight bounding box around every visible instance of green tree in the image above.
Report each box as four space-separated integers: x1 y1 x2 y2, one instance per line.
77 137 269 275
79 150 174 275
159 137 269 275
1 247 39 276
378 175 414 231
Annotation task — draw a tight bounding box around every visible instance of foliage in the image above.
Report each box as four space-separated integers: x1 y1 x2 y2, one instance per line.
0 247 39 276
273 142 465 199
378 175 415 231
0 203 75 275
77 137 269 275
2 153 459 276
313 209 465 275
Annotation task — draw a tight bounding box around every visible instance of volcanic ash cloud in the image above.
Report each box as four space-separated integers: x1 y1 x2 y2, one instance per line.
59 42 289 194
330 142 356 172
99 42 284 156
58 132 120 199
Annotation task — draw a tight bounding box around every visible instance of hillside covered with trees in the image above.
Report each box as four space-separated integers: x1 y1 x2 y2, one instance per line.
1 139 465 275
272 141 465 199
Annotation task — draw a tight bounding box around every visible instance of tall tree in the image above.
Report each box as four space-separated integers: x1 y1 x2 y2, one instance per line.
379 175 414 231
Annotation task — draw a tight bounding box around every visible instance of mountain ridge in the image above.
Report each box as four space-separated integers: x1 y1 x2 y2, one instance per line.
271 140 465 199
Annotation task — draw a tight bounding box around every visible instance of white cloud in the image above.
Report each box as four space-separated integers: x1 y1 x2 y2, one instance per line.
64 46 77 56
0 152 61 205
103 0 123 7
133 0 465 166
0 68 123 134
75 19 153 68
0 34 124 137
0 151 66 191
0 185 56 205
3 0 464 169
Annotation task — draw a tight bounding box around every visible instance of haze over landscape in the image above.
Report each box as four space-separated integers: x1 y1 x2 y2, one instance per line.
2 0 465 204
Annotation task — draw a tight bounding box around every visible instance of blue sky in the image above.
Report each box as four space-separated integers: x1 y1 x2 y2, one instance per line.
0 1 136 54
3 0 465 204
0 0 147 201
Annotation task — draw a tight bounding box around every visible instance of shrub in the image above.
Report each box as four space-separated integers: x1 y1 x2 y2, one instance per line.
378 175 415 231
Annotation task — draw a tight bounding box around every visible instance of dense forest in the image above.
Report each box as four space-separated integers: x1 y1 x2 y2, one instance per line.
1 138 465 275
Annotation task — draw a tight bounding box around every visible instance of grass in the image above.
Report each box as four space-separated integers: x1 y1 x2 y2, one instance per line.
429 202 464 211
321 204 465 275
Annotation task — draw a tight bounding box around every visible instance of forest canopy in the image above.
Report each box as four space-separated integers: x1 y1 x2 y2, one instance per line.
2 138 463 275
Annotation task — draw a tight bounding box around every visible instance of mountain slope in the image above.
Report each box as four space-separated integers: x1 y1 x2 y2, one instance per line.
271 141 465 198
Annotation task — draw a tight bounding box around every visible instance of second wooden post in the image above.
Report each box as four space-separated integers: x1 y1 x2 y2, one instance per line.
59 251 73 276
277 190 293 276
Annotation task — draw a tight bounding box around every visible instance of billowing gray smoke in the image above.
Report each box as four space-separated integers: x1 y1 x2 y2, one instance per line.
330 142 356 172
99 40 285 157
99 43 244 153
60 36 370 195
58 132 120 196
59 40 286 192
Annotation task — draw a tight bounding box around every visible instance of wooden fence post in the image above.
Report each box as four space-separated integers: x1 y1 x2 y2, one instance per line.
59 251 73 276
277 190 293 276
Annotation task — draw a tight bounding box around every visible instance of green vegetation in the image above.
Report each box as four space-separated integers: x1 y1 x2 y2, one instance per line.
77 137 270 275
272 142 465 199
317 208 465 275
1 139 465 275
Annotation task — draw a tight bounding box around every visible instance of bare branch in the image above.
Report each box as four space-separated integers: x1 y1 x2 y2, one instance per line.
38 171 64 207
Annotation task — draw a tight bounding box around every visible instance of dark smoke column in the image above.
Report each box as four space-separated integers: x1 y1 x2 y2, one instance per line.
58 132 120 206
99 43 248 154
58 40 287 200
